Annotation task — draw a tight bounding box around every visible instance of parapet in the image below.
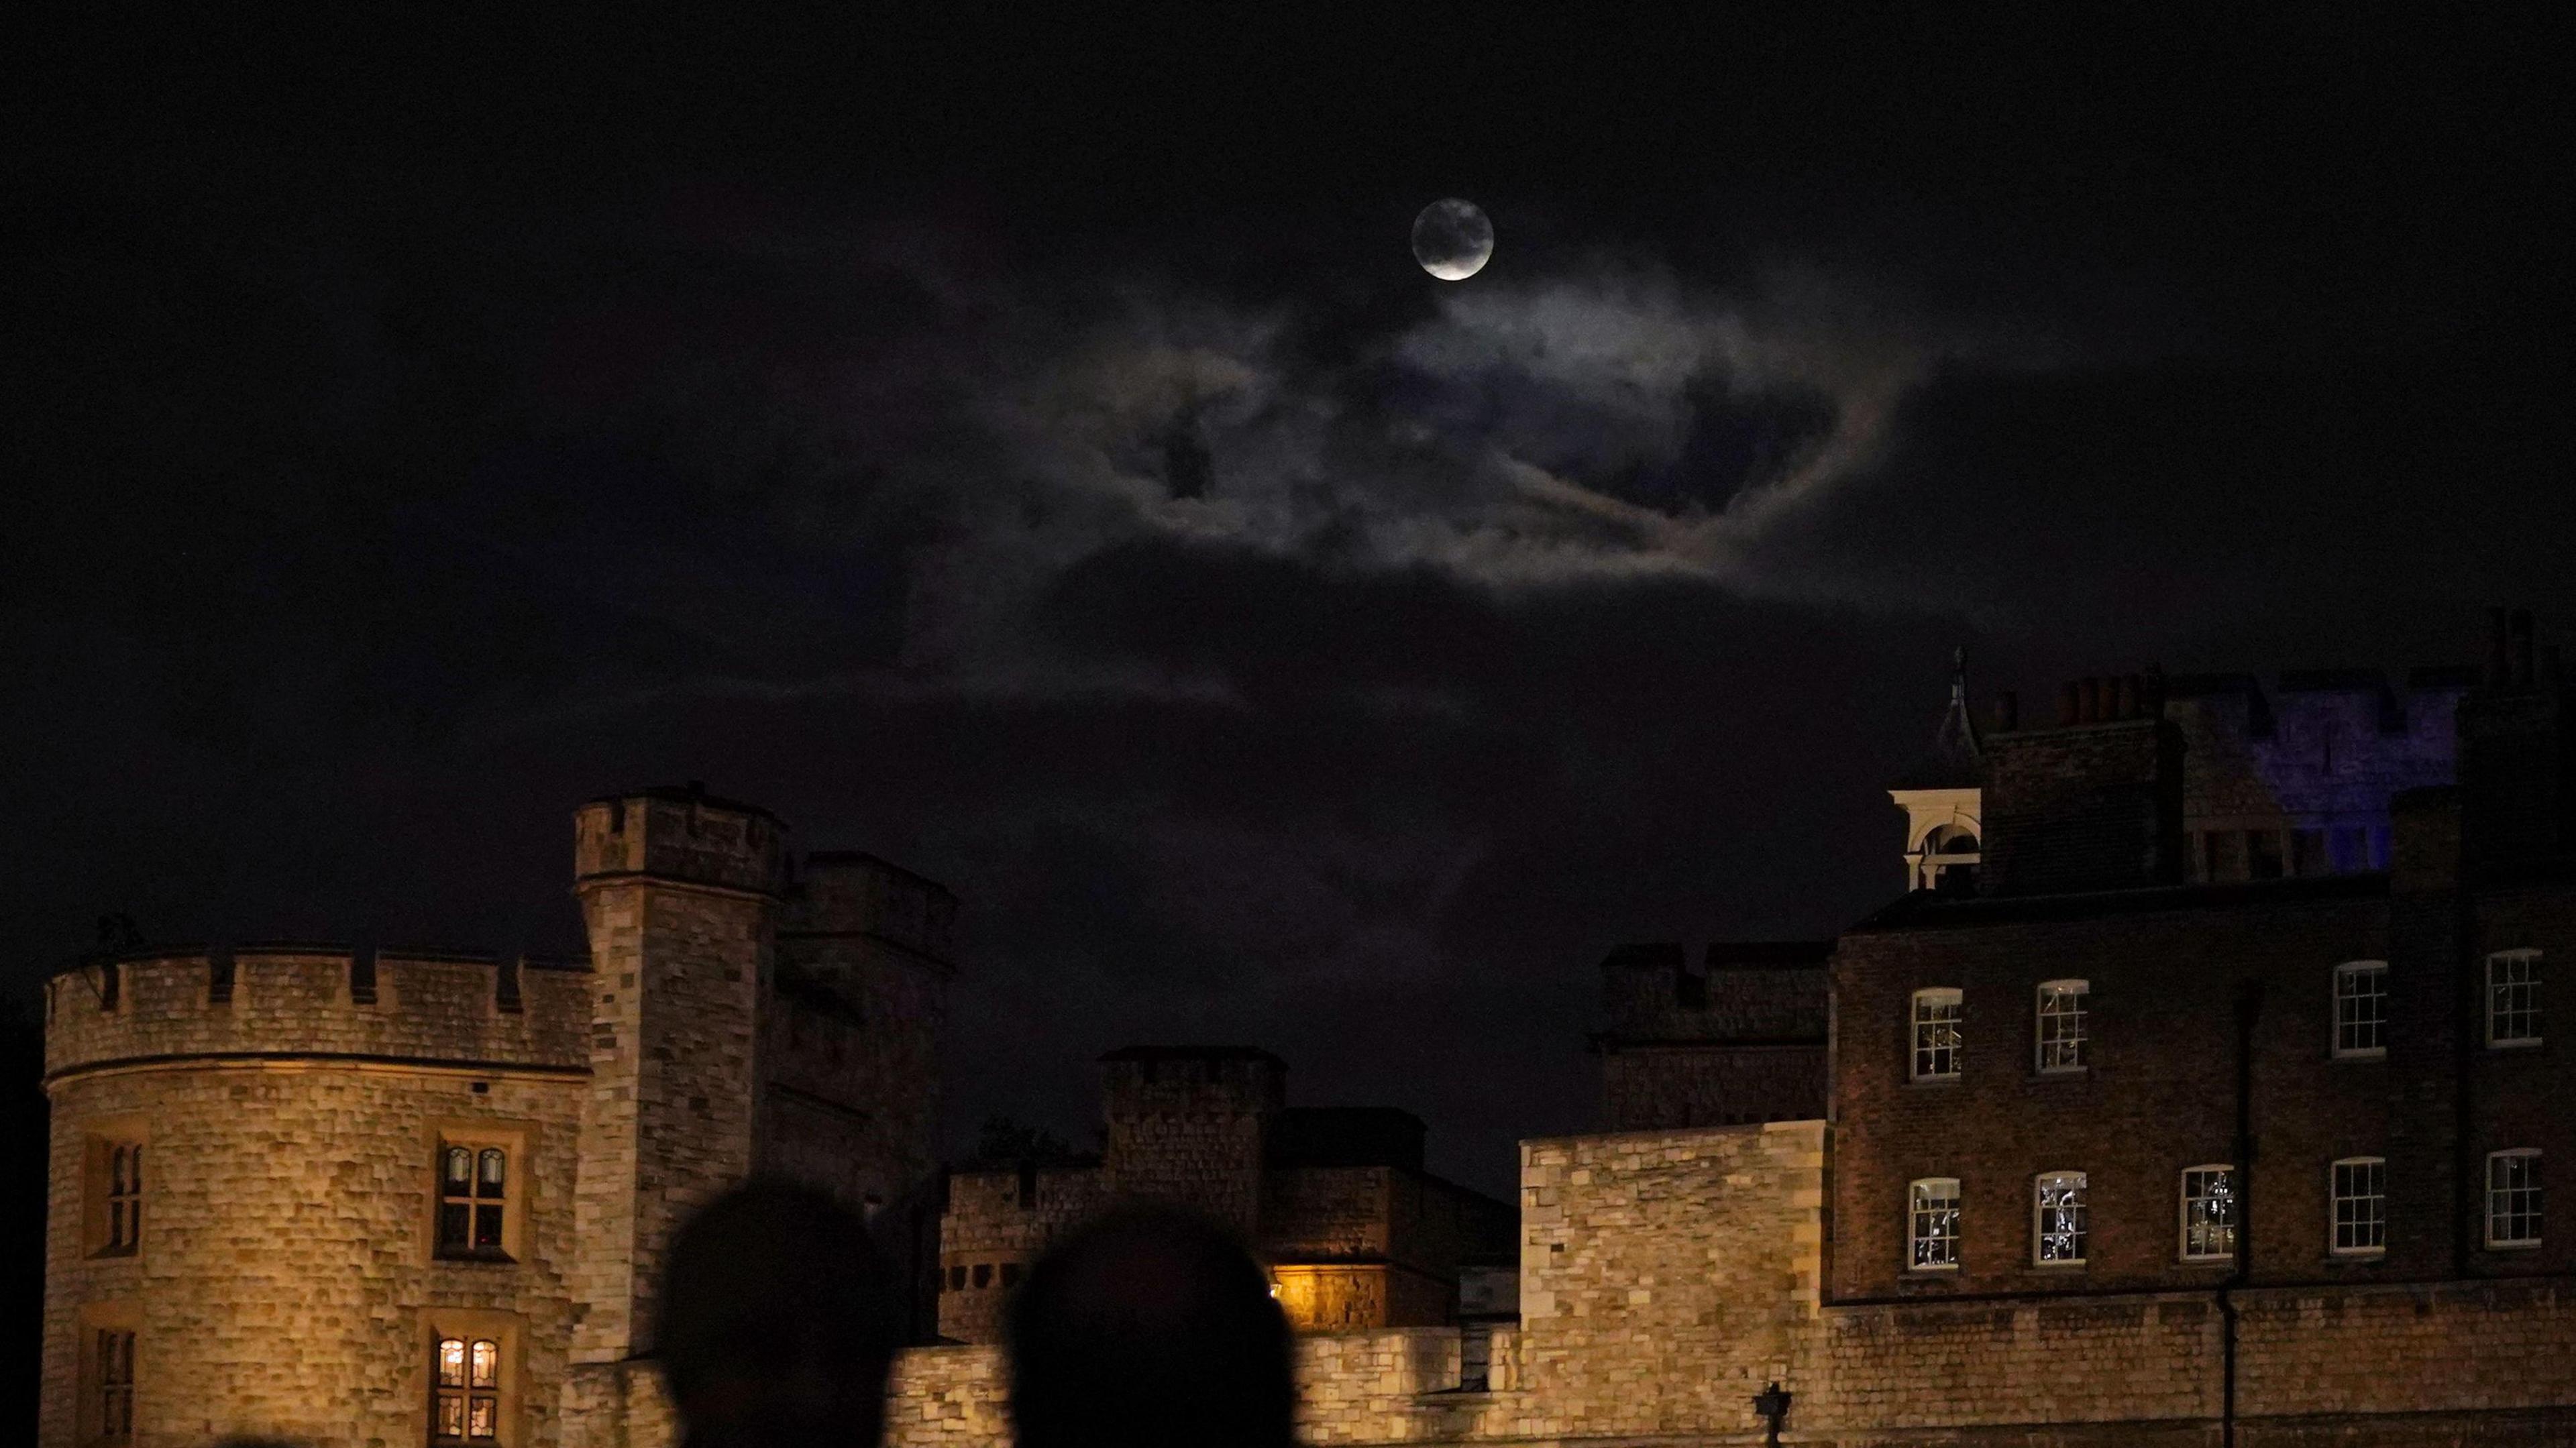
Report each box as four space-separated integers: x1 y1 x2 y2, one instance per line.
1599 942 1830 1044
1098 1045 1287 1118
43 946 591 1084
783 851 959 964
573 785 786 897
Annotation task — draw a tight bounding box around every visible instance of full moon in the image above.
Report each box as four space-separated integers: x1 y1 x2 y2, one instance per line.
1411 199 1493 281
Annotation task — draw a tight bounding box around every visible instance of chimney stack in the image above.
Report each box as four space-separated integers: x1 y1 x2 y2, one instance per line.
2117 673 2142 720
2057 682 2080 726
1994 691 2019 732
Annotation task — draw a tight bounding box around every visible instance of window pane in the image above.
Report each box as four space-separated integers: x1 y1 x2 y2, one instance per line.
1910 1180 1960 1268
110 1146 126 1194
2489 1152 2542 1246
470 1339 498 1388
437 1337 466 1388
2037 983 2088 1070
437 1392 466 1438
474 1204 504 1250
1914 992 1964 1079
478 1148 506 1198
130 1146 140 1190
2337 963 2388 1056
2036 1172 2088 1262
2333 1160 2386 1251
2489 952 2542 1044
2183 1168 2236 1259
440 1203 472 1250
469 1394 498 1439
444 1147 472 1190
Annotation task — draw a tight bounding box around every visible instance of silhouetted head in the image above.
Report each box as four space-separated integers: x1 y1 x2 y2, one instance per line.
659 1178 898 1448
1006 1205 1295 1448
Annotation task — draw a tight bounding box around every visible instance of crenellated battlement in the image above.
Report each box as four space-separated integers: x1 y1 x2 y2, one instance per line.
574 785 785 897
42 946 592 1084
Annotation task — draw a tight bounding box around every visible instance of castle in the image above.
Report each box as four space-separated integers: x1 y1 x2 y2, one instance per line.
42 612 2576 1445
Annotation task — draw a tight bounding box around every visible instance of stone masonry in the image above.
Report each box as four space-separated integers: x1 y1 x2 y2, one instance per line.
41 786 955 1448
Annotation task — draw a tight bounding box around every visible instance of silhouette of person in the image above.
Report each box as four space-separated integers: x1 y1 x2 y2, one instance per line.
658 1178 899 1448
1006 1206 1295 1448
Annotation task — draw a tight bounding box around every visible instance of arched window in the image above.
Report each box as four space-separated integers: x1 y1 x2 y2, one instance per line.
432 1335 501 1441
107 1146 142 1250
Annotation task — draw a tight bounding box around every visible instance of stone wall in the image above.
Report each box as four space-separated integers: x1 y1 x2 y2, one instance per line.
44 949 590 1076
42 1062 583 1448
879 1119 2576 1448
568 792 777 1375
1601 1042 1828 1130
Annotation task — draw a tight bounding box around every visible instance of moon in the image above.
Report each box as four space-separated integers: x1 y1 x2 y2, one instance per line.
1411 199 1493 281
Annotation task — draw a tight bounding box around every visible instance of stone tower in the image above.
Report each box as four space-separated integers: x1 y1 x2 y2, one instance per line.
1097 1046 1285 1237
564 786 784 1433
38 784 953 1448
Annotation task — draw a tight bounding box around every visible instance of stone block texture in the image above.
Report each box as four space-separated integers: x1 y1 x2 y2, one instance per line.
41 788 951 1448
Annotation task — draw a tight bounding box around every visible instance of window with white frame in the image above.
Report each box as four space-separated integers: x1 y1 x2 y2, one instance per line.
1909 1178 1961 1270
2033 1171 2088 1264
2035 980 2088 1072
2487 1150 2542 1249
2487 950 2542 1047
2180 1165 2237 1262
2331 1157 2387 1256
2334 960 2389 1059
1912 989 1963 1081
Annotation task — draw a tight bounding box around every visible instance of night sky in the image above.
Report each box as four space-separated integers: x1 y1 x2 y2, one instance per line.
12 14 2571 1194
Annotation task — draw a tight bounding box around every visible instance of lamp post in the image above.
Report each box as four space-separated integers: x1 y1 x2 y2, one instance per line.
1752 1380 1793 1445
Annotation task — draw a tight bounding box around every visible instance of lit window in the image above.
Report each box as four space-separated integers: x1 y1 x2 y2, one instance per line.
2487 950 2542 1048
1912 989 1963 1081
2334 961 2389 1059
2487 1150 2542 1249
2180 1166 2236 1262
2332 1158 2387 1256
2035 981 2088 1072
2034 1171 2088 1264
437 1145 510 1260
432 1335 502 1441
93 1327 135 1443
1909 1178 1960 1271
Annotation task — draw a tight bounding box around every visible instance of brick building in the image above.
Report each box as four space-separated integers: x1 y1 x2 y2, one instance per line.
41 787 957 1448
42 615 2576 1446
938 1046 1513 1341
876 615 2573 1446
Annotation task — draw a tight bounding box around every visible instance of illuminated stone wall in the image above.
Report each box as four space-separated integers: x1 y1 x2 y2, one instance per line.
883 1115 2576 1447
39 789 953 1448
42 1058 584 1447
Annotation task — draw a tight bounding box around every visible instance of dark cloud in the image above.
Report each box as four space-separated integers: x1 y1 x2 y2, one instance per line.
11 14 2569 1190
